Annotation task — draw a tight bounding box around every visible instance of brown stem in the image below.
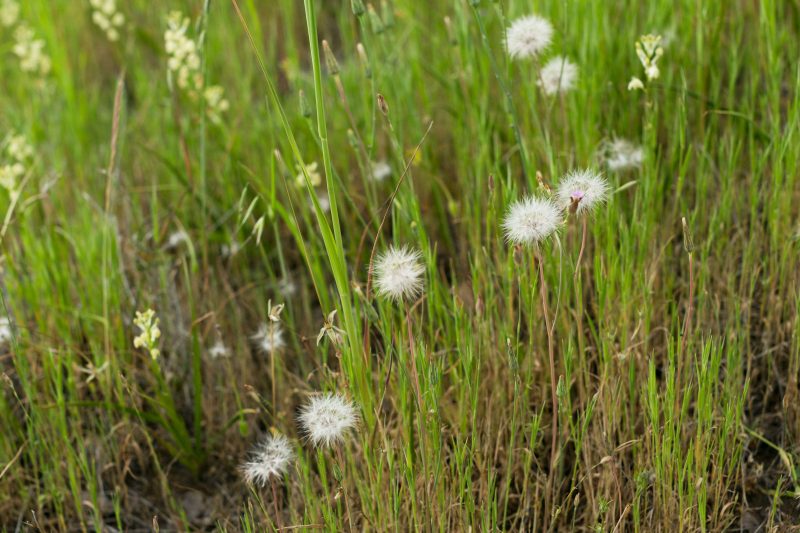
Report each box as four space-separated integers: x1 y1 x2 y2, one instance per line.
271 480 283 531
536 250 558 527
676 252 695 408
575 216 588 278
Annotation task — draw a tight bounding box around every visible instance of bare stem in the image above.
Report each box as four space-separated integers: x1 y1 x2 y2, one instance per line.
536 250 558 526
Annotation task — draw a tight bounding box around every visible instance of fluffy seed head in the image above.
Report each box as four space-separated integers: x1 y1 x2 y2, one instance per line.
241 434 294 486
502 197 562 246
538 56 578 95
0 317 12 345
252 322 285 354
298 393 358 448
373 245 425 302
605 139 644 171
371 161 392 182
555 169 609 216
505 15 553 60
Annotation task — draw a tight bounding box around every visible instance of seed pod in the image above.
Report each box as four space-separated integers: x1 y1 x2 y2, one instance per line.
377 93 389 116
322 40 340 76
351 0 366 17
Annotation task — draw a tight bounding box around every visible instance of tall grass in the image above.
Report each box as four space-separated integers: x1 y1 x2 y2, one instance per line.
0 0 798 530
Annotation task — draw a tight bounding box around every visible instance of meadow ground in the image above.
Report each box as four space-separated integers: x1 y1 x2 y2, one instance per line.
0 0 799 531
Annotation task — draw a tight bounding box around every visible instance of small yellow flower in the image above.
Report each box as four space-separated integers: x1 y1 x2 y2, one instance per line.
133 309 161 360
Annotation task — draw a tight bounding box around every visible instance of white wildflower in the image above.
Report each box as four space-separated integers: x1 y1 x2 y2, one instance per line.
555 169 609 216
505 14 553 60
295 162 322 188
89 0 125 42
635 34 663 82
241 433 294 486
0 0 19 28
13 24 51 78
605 139 644 171
165 11 202 93
538 56 578 95
203 85 229 124
1 132 33 202
373 245 425 302
252 322 284 354
298 393 358 448
133 309 161 360
371 161 391 182
627 77 645 91
502 196 562 245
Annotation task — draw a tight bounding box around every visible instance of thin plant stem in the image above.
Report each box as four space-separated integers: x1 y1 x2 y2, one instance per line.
536 249 558 528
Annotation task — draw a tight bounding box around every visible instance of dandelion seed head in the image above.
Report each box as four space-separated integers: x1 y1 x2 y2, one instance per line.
538 56 578 95
0 317 12 345
241 433 294 486
555 169 609 216
505 14 553 60
371 161 391 182
208 340 230 359
298 393 358 448
252 322 284 354
605 139 644 171
373 245 425 302
502 196 562 246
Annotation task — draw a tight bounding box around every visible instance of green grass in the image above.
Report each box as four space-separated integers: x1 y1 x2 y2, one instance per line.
1 0 798 530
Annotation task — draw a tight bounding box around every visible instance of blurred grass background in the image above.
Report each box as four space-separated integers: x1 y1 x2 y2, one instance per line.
0 0 798 530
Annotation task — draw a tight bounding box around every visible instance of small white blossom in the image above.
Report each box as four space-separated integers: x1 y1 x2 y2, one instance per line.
298 393 358 448
13 24 51 78
502 196 562 246
373 245 425 302
89 0 125 42
241 433 294 486
295 162 322 188
635 34 663 82
505 14 553 60
252 322 284 354
627 77 645 91
555 169 609 216
605 139 644 171
538 56 578 95
133 309 161 360
0 0 18 28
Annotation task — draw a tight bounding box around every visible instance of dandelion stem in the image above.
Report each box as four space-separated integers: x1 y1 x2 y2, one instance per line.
536 249 558 523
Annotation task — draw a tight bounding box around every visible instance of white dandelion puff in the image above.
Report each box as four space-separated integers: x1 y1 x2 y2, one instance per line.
505 14 553 60
241 433 294 486
252 322 285 354
298 393 359 448
371 161 392 182
605 139 644 171
373 245 425 302
0 317 12 345
502 197 562 246
538 56 578 95
208 339 230 359
555 169 609 216
165 230 191 249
